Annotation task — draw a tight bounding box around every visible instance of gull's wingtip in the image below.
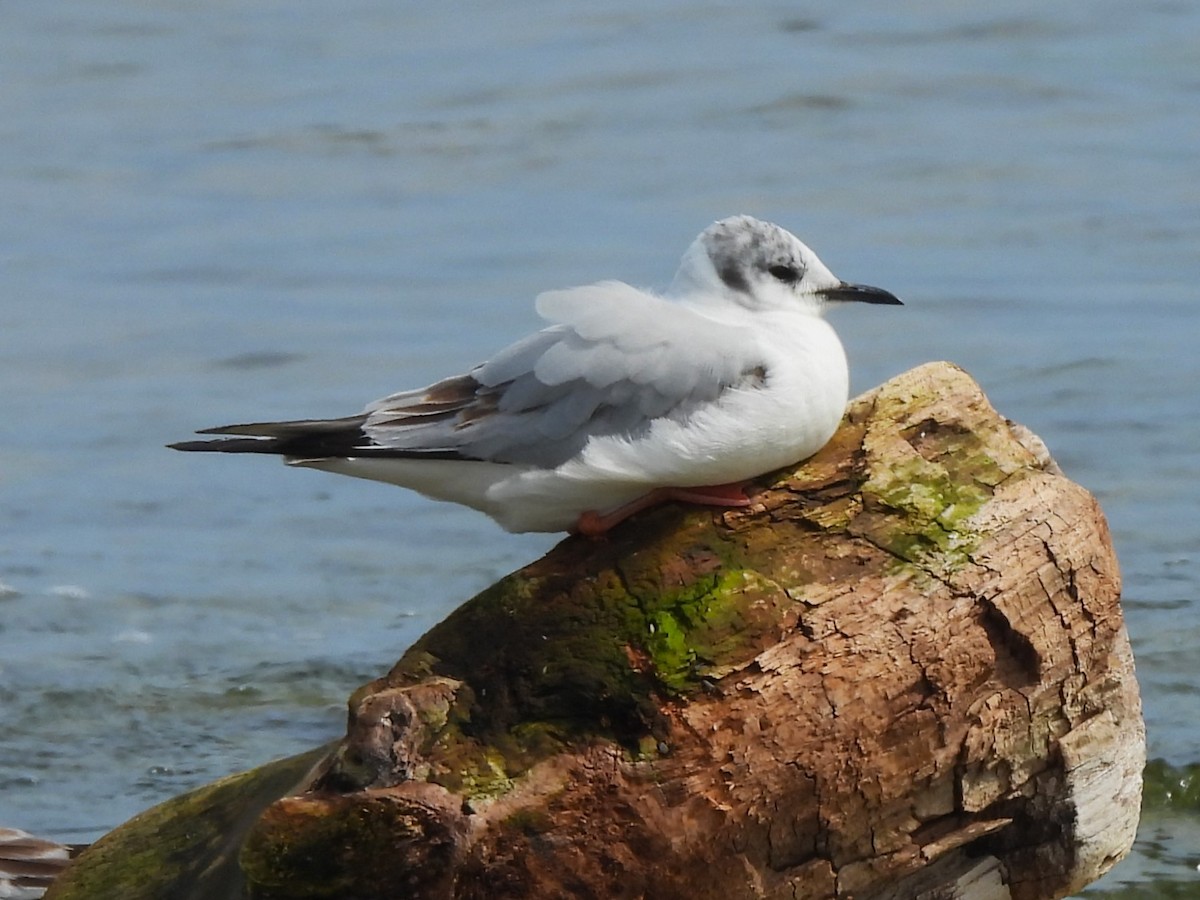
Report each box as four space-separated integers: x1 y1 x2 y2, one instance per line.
169 438 229 452
169 415 371 456
167 423 264 451
167 436 279 453
196 423 267 436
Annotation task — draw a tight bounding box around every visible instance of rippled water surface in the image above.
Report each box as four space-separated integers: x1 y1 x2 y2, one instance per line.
1 1 1197 891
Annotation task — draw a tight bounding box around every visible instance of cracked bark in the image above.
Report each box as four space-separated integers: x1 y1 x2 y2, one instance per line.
46 362 1143 900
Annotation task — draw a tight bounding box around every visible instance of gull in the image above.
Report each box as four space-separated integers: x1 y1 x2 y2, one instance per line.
170 216 901 534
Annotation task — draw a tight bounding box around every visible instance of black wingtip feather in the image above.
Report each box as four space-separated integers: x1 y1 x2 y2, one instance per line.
195 414 369 437
168 437 288 454
169 413 380 457
168 436 482 462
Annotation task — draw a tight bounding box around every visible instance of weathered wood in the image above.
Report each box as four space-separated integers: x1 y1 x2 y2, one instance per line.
41 746 330 900
46 362 1143 900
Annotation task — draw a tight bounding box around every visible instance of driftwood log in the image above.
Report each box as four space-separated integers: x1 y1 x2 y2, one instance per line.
45 361 1143 900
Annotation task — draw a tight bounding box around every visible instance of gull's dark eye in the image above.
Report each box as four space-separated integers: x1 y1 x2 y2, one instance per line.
768 264 800 284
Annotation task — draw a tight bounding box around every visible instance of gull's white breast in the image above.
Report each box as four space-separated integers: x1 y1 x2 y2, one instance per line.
486 309 850 531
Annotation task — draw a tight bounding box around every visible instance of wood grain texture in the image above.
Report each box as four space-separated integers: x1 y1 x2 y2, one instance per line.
47 362 1144 900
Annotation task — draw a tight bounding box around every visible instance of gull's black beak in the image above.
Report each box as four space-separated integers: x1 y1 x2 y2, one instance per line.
818 281 903 305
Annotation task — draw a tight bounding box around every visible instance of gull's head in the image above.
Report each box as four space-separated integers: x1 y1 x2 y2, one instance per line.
669 215 902 314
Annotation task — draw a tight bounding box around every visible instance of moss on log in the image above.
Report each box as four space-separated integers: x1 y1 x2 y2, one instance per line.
44 745 330 900
47 362 1143 900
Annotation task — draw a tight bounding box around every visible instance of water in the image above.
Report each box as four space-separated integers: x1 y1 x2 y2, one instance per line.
1 0 1197 891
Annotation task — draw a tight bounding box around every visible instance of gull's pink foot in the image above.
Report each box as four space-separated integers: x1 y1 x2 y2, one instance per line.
573 482 752 537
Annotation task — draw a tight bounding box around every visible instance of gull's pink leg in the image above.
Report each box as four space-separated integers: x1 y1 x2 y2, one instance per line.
574 482 752 537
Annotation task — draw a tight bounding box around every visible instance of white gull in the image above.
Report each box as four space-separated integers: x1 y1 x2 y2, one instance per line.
171 216 901 534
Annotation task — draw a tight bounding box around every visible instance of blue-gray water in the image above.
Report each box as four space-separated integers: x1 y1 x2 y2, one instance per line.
1 1 1197 892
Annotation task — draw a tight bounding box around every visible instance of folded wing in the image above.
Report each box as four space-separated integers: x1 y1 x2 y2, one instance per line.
364 282 764 467
173 282 767 470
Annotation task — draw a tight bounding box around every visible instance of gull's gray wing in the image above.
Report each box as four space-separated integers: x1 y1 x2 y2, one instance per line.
361 281 766 468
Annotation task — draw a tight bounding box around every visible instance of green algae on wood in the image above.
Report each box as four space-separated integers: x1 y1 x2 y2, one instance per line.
852 368 1042 575
341 543 782 781
324 546 781 799
44 745 331 900
240 787 466 900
